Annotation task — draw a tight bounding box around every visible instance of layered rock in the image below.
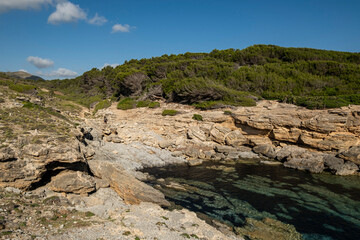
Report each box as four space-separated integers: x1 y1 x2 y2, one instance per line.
0 142 87 190
88 160 170 206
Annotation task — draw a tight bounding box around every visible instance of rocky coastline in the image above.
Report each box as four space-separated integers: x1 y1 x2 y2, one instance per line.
1 98 360 239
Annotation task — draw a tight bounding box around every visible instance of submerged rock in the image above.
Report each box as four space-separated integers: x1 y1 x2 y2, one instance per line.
235 217 302 240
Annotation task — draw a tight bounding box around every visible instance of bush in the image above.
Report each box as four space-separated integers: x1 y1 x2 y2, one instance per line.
136 100 150 108
93 99 111 114
9 83 36 93
117 98 136 110
224 110 233 115
148 101 160 108
162 109 179 116
192 114 203 121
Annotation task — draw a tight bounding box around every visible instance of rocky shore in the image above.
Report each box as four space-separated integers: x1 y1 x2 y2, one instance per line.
1 96 360 239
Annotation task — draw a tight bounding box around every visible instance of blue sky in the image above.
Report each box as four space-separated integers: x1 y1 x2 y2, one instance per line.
0 0 359 79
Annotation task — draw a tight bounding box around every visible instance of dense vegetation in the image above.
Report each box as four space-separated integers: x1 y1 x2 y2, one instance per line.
17 45 360 108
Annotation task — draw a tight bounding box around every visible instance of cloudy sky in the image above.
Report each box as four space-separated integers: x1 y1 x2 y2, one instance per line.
0 0 359 79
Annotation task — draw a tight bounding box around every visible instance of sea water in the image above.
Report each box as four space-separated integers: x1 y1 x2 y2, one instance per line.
144 161 360 240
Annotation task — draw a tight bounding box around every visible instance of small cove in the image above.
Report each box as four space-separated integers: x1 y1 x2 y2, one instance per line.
144 161 360 240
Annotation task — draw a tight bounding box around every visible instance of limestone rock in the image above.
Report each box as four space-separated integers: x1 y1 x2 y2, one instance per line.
0 147 16 161
187 126 207 142
88 160 170 206
235 217 302 240
336 161 359 176
271 127 301 143
284 152 324 173
49 171 96 194
275 145 306 161
225 130 247 147
0 142 86 190
338 145 360 165
210 124 231 144
324 155 344 173
253 144 277 159
187 158 203 166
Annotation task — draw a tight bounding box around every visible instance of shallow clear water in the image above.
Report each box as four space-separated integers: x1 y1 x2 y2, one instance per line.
144 161 360 240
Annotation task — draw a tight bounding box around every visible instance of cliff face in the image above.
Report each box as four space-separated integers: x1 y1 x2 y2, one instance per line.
92 100 360 175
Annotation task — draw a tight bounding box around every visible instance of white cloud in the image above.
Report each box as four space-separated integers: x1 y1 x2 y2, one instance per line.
101 63 119 69
48 1 86 24
88 13 107 26
18 69 28 73
37 68 78 78
27 56 54 68
112 24 131 33
0 0 52 13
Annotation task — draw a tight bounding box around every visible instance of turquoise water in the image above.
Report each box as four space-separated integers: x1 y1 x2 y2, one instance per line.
144 162 360 240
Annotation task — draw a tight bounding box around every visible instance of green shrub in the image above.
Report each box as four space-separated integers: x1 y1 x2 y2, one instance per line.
136 100 150 108
148 101 160 108
192 114 203 121
224 110 233 115
9 83 36 93
194 101 224 110
93 99 111 114
117 98 136 110
162 109 179 116
0 98 4 103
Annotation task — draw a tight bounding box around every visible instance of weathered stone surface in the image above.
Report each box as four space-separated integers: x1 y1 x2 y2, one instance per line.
187 158 204 166
49 171 96 194
302 114 347 133
253 144 277 159
0 142 86 190
338 145 360 165
225 130 247 147
88 160 170 206
284 152 324 173
324 155 344 173
187 126 207 142
0 147 16 162
275 145 306 161
215 145 237 155
336 161 359 176
235 217 302 240
271 127 301 143
210 124 231 144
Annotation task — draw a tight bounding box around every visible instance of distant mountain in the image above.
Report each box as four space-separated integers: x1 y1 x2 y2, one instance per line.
3 71 43 81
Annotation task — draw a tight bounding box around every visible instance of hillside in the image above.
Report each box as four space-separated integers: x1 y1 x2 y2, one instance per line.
37 45 360 109
1 71 43 81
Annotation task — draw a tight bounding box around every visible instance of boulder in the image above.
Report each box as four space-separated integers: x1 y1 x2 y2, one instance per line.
225 130 247 147
275 145 306 161
88 160 170 207
336 161 359 176
49 171 96 194
187 126 207 142
210 124 231 144
283 152 324 173
324 155 344 173
338 146 360 165
253 144 277 159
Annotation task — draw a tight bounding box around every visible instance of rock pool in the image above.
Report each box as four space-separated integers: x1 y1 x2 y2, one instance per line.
144 161 360 240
